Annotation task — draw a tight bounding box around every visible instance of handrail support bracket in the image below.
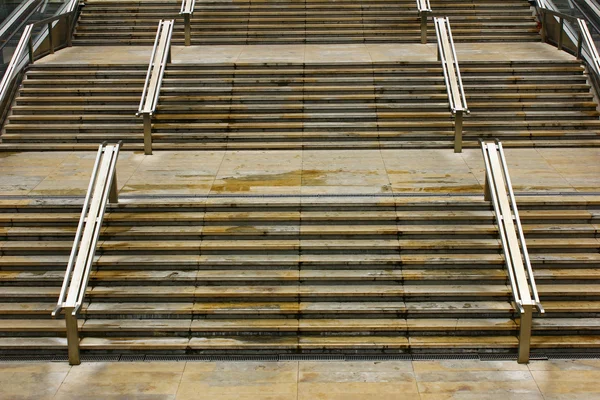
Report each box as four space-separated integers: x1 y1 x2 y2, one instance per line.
64 308 80 365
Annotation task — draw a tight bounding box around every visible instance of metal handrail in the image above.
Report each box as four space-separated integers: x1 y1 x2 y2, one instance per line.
138 19 174 155
0 0 42 46
496 141 544 312
52 145 104 318
137 19 173 116
180 0 195 46
481 140 543 364
434 16 469 152
0 0 80 126
53 142 121 365
416 0 431 44
538 4 600 77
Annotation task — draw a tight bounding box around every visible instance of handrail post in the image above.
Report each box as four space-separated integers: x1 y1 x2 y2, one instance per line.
558 17 564 50
518 304 533 363
181 0 195 46
65 308 80 365
417 0 431 44
541 11 548 43
66 14 72 47
143 113 152 155
47 22 54 54
454 110 463 153
28 35 34 64
109 171 118 204
184 14 191 46
421 12 429 44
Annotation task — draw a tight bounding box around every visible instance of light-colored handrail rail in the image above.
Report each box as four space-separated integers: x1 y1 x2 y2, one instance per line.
137 19 174 155
481 140 544 364
52 142 121 365
180 0 195 46
416 0 431 44
579 19 600 75
434 17 469 153
0 24 32 97
496 140 544 312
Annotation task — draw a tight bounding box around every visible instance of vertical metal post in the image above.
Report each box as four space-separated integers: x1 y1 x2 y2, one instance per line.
577 31 583 59
483 173 491 201
420 13 428 44
28 37 34 63
454 110 463 153
64 308 80 365
109 173 118 203
67 15 73 47
558 17 564 50
541 12 547 43
143 113 153 155
184 14 191 46
518 304 533 364
48 23 54 54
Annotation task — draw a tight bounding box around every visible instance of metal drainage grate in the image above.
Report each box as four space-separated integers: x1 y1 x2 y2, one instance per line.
119 355 146 362
79 355 121 362
412 354 480 361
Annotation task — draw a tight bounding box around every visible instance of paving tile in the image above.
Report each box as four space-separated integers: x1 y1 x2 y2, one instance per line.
415 368 543 400
367 43 438 62
38 46 153 65
530 365 600 400
237 45 305 63
0 362 70 400
54 362 184 400
298 361 419 400
304 44 372 63
172 45 244 64
176 361 297 400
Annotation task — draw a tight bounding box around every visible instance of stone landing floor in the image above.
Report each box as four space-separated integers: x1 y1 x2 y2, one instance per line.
2 359 600 399
38 42 576 65
0 148 597 198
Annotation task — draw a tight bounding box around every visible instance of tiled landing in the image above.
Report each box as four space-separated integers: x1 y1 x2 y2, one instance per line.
2 359 600 399
0 148 597 197
37 42 577 65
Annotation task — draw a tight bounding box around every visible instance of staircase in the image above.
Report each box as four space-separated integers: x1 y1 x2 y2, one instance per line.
2 60 599 150
0 197 598 355
72 0 539 46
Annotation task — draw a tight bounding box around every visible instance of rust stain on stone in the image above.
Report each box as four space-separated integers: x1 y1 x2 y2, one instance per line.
211 170 304 192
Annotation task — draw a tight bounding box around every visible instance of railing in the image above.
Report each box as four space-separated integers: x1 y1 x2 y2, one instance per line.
0 0 42 54
52 142 121 365
416 0 431 44
480 140 544 364
180 0 195 46
537 3 600 95
137 19 174 155
0 0 80 128
434 17 469 153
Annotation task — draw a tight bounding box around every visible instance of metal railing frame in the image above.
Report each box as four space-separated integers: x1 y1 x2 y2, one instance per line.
0 0 80 128
137 19 174 155
536 3 600 96
416 0 431 44
480 140 544 364
52 142 121 366
434 17 469 153
180 0 195 46
0 0 43 54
